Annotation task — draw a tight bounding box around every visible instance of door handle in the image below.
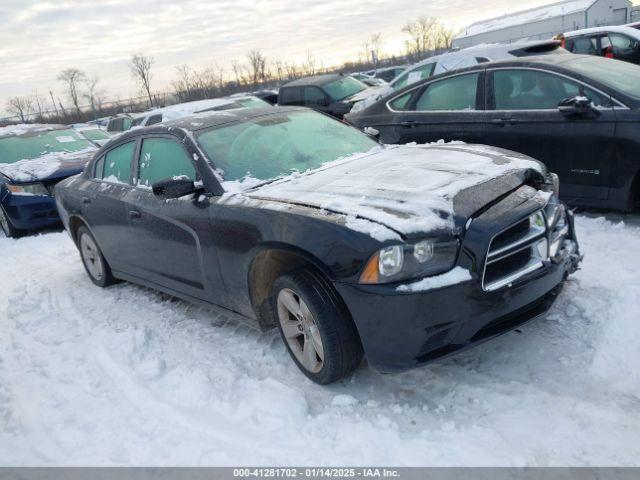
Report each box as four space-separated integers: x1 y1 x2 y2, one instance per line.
128 210 141 219
491 118 518 126
82 196 91 205
400 120 419 128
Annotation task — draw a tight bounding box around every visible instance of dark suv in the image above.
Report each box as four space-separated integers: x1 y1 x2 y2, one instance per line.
346 54 640 211
278 74 370 118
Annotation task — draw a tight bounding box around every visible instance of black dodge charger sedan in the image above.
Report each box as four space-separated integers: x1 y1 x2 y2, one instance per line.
345 54 640 212
55 107 581 384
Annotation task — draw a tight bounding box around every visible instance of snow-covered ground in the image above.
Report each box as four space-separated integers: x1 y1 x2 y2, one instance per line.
0 214 639 466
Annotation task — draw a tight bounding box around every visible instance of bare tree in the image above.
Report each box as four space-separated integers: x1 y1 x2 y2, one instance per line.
247 49 267 86
364 33 383 65
231 60 246 86
130 53 155 107
57 68 86 115
32 91 45 119
48 90 59 116
5 96 33 122
303 51 317 76
402 17 454 56
83 76 104 119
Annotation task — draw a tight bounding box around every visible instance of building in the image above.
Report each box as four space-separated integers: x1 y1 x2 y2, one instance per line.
453 0 633 48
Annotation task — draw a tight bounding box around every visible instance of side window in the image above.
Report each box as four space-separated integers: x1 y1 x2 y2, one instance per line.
146 114 163 126
122 117 132 131
393 63 434 89
493 69 612 110
413 73 479 111
137 138 196 189
303 87 326 105
389 92 413 111
103 142 135 184
279 87 303 105
94 156 105 179
569 36 597 54
609 33 639 50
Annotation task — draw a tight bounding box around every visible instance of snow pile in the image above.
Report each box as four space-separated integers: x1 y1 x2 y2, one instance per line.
0 213 639 466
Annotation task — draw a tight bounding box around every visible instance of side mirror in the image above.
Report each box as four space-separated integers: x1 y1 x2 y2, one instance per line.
363 126 380 139
558 96 598 116
152 176 197 199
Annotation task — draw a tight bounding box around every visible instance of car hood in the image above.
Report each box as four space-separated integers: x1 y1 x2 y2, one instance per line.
244 144 547 238
0 148 95 183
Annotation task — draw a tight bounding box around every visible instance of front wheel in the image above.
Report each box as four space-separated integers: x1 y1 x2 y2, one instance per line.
77 225 117 287
273 270 363 384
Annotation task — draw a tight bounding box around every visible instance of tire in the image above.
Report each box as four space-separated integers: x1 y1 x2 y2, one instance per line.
0 206 21 238
76 225 116 287
272 269 363 384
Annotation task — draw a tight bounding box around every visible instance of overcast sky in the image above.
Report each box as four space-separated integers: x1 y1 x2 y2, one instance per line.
0 0 617 116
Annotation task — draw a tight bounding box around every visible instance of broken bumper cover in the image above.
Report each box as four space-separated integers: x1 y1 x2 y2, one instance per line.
334 216 581 374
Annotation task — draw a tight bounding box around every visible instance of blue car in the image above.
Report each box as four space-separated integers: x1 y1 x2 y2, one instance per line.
0 125 98 237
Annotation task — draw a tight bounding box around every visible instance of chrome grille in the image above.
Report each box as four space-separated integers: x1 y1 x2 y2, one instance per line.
483 210 548 292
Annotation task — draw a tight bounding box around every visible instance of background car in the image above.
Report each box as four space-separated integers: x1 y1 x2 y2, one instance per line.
71 123 114 146
560 26 640 64
0 124 97 237
55 106 579 384
278 74 372 118
349 40 567 114
346 54 640 212
106 95 272 133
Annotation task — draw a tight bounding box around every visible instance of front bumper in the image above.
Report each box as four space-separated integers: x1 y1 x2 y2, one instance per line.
1 193 60 230
335 195 582 373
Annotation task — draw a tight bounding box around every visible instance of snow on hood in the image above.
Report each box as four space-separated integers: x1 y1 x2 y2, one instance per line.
239 143 543 238
0 123 64 138
348 85 393 113
0 147 95 182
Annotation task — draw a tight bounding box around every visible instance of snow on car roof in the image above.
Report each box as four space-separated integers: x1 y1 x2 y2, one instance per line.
0 123 65 138
457 0 596 39
563 25 640 37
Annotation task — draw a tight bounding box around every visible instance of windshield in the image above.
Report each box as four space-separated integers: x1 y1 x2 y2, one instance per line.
323 76 367 101
0 129 94 164
196 110 377 182
565 56 640 99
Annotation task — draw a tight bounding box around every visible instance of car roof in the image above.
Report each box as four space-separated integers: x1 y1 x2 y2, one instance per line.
564 25 640 37
281 74 344 87
118 106 305 138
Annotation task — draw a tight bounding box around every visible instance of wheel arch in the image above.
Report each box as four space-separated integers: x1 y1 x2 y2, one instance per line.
246 243 348 331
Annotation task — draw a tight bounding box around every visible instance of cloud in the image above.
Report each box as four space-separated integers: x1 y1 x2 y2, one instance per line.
0 0 555 115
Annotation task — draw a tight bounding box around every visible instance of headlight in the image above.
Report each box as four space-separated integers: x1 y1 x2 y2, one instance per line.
7 183 50 196
360 238 459 284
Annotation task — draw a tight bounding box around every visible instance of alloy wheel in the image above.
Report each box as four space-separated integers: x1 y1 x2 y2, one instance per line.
80 232 104 281
277 288 325 373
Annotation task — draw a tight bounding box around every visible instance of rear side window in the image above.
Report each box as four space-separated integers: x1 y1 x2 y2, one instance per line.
393 63 434 90
413 73 479 111
568 36 598 54
137 138 196 189
102 141 135 184
303 87 326 105
492 69 612 109
279 87 303 105
146 114 163 126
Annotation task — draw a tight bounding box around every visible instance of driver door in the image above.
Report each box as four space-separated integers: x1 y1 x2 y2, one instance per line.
482 67 616 202
122 135 214 300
